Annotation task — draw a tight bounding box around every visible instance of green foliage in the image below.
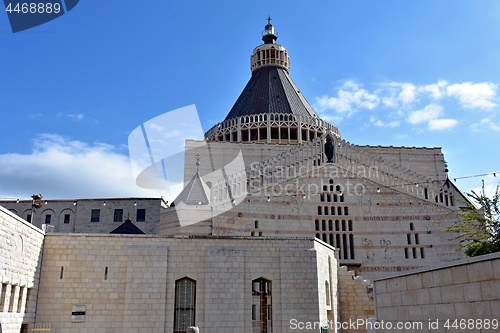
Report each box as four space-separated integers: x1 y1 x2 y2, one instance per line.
447 183 500 257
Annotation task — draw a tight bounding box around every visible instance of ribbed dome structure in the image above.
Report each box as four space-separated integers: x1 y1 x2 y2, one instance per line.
205 18 340 144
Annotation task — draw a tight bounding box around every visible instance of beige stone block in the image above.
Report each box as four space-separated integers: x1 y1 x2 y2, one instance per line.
401 290 416 306
422 272 433 288
432 269 452 287
441 285 463 303
451 265 468 284
471 300 492 318
463 282 482 302
406 273 423 290
492 259 500 279
480 280 500 301
421 305 436 322
435 303 455 320
429 287 441 304
467 261 494 282
416 288 430 305
454 302 473 318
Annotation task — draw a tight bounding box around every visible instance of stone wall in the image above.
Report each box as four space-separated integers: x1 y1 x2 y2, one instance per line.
337 266 375 333
36 234 336 333
373 252 500 333
0 206 44 333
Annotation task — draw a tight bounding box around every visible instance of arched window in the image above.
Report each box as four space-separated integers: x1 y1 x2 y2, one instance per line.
252 278 272 333
174 277 196 333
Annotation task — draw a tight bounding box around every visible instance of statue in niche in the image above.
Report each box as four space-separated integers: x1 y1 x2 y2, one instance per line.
362 238 375 260
380 238 393 260
324 137 334 163
359 192 373 214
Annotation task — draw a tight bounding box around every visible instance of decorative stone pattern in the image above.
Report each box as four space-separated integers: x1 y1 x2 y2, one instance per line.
164 137 465 280
0 206 44 333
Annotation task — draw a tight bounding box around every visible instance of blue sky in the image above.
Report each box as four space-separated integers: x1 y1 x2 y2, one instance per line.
1 0 499 200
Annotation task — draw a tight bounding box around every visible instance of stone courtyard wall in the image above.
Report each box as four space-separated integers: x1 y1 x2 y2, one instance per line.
0 206 44 333
373 252 500 333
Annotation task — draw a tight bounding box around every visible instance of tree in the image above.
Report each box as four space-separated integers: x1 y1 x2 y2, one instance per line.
447 183 500 257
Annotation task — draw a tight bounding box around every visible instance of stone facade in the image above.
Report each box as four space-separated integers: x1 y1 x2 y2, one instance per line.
1 198 166 235
0 206 44 333
373 252 500 333
163 138 466 280
35 234 337 333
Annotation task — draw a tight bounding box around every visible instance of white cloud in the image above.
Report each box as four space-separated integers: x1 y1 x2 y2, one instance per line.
428 118 458 131
68 113 84 121
480 118 500 131
407 104 443 124
446 82 498 110
370 116 400 128
419 80 448 100
0 134 174 201
399 83 417 104
314 80 380 115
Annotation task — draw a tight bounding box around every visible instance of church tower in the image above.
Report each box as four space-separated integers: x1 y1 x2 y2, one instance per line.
205 18 340 144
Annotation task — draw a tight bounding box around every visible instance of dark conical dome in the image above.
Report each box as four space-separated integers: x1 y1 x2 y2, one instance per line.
204 18 340 143
223 66 317 121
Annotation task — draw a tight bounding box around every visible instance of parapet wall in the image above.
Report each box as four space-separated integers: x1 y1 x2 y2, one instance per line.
373 252 500 333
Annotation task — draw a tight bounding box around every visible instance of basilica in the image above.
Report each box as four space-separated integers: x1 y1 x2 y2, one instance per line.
0 19 469 333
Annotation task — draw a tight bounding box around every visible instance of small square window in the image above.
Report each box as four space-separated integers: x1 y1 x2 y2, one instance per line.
91 209 100 222
64 214 71 224
45 214 51 224
114 209 123 222
136 209 146 222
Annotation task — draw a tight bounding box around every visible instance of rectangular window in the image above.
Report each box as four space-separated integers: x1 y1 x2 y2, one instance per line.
136 209 146 222
113 209 123 222
90 209 100 222
17 286 24 313
0 283 7 311
26 214 31 223
44 215 51 224
174 278 196 333
64 214 70 224
8 285 17 312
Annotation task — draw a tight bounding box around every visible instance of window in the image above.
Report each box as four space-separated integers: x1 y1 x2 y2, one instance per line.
136 209 146 222
252 278 272 333
325 281 331 306
174 278 196 333
44 214 51 224
114 209 123 222
64 214 70 224
91 209 100 222
26 214 31 223
0 283 7 311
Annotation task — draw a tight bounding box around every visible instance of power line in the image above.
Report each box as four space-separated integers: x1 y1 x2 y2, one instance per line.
452 171 499 182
